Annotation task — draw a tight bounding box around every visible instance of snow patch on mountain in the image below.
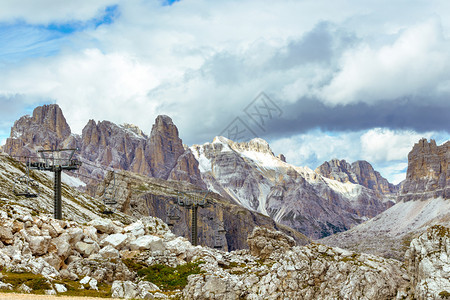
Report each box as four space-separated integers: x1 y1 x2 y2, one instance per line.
322 177 363 201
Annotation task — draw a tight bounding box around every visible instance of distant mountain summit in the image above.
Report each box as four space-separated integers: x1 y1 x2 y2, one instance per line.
316 159 399 195
191 136 394 239
320 138 449 259
4 104 204 189
399 138 449 201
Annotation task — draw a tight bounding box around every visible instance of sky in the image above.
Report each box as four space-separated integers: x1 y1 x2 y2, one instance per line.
0 0 449 184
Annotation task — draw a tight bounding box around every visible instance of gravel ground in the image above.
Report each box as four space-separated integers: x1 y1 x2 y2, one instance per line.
0 293 106 299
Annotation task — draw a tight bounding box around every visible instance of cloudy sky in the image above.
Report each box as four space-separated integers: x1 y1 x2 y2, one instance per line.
0 0 449 184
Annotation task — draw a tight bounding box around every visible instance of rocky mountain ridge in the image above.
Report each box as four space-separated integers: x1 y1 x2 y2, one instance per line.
4 105 204 189
191 136 394 239
320 138 450 260
4 104 397 240
315 158 399 195
399 138 449 201
0 151 308 252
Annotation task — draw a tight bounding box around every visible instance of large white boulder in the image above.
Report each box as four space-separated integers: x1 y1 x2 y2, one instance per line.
50 233 72 259
124 221 145 238
99 245 120 259
54 283 67 293
75 241 100 257
129 235 164 252
28 235 51 256
89 218 116 234
102 233 128 250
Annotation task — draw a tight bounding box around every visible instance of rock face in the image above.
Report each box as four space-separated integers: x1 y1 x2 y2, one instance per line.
320 139 450 260
97 169 310 251
81 120 149 174
183 227 409 300
4 104 205 188
399 138 449 201
147 115 185 179
316 158 398 195
405 225 450 300
4 104 71 156
191 136 392 239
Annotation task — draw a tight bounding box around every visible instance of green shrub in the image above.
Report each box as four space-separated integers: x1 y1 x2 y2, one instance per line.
137 261 204 291
439 290 450 299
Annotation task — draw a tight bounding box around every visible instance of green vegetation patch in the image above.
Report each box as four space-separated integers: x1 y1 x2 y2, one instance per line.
1 272 51 294
124 258 204 291
439 290 450 299
53 278 112 298
138 262 204 290
0 272 112 297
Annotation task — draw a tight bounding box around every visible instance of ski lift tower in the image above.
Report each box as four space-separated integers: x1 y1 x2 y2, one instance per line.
176 190 210 246
28 148 81 219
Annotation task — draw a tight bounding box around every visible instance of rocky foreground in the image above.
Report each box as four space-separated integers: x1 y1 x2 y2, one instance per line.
0 209 448 299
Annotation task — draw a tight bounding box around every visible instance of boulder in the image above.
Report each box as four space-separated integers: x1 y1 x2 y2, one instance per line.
405 225 450 299
89 218 116 234
0 227 13 245
75 241 100 257
247 227 295 260
124 221 145 238
28 235 51 256
99 245 120 259
129 235 164 252
102 233 128 250
54 283 67 293
50 232 72 259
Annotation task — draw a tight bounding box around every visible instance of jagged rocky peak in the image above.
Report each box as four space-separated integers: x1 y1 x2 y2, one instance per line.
277 153 286 162
351 160 397 194
147 115 186 179
121 123 147 139
316 158 397 194
315 158 356 184
4 104 72 155
210 136 276 157
31 104 71 139
399 138 449 201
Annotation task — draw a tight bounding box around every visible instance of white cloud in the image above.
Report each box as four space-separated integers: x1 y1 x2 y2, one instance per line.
0 48 159 134
319 20 450 105
269 128 442 184
360 128 434 163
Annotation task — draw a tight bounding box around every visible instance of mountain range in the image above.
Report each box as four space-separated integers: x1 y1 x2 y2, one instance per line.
2 104 448 247
0 103 449 299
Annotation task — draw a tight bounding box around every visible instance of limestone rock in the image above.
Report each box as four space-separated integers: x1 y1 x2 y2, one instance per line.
75 241 100 257
88 218 116 234
405 225 450 299
111 280 163 299
315 158 398 194
169 149 206 189
147 115 185 179
54 283 67 293
183 227 408 300
247 227 295 260
399 138 449 201
102 233 128 250
4 104 71 156
18 283 32 293
129 235 164 252
99 245 120 259
28 235 51 256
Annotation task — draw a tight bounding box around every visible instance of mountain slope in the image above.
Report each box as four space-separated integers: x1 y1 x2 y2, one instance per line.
320 139 450 260
191 136 393 239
